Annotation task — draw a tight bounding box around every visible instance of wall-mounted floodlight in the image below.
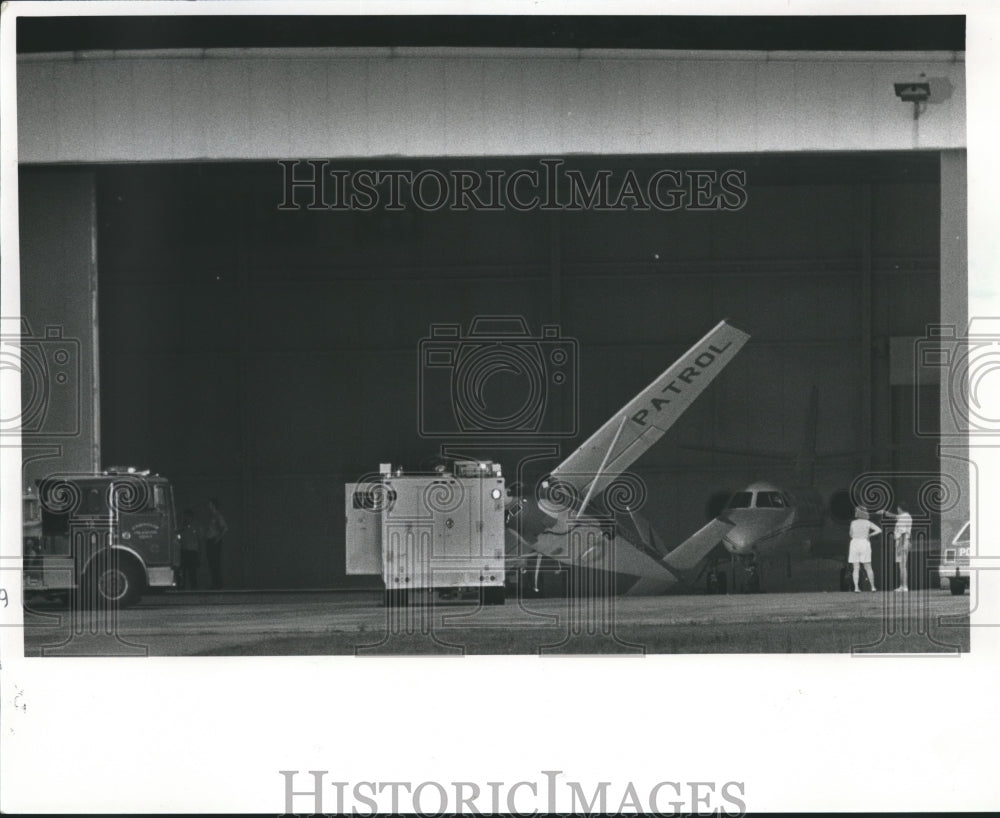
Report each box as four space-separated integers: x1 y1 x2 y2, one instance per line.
894 82 931 103
894 81 931 121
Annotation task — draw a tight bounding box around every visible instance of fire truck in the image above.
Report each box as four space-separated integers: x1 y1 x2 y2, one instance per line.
23 467 181 608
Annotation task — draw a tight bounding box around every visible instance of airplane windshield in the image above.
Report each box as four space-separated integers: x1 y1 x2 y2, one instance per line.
727 492 753 509
756 492 786 509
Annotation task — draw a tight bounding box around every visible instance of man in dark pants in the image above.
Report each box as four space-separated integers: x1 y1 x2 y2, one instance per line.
892 502 913 592
178 508 202 590
204 498 228 590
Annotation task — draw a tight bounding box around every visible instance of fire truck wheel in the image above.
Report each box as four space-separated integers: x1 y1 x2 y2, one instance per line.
707 571 727 594
88 555 143 609
483 586 506 606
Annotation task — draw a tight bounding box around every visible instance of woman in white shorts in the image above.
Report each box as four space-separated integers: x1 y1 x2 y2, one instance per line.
849 508 881 592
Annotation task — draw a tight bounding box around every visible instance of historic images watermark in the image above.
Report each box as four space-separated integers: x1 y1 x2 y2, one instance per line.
913 318 1000 438
17 471 158 656
337 310 651 652
848 468 968 655
0 317 81 439
277 159 748 213
279 770 748 816
418 317 579 438
346 455 654 655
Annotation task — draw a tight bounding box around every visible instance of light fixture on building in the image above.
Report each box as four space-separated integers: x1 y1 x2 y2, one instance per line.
894 81 931 120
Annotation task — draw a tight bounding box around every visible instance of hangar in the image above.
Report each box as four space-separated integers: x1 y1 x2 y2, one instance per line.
13 16 966 591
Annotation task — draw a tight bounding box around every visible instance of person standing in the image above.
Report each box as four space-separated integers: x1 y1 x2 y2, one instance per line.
892 502 913 592
204 498 228 590
178 508 203 590
848 507 881 593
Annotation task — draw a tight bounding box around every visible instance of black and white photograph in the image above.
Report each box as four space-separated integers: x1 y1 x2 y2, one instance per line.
2 1 998 814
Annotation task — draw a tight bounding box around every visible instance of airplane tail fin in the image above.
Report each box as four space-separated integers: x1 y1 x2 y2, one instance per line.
681 385 821 480
793 386 819 485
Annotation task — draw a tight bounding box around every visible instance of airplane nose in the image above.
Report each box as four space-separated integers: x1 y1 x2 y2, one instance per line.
722 508 795 555
723 531 749 554
721 512 751 554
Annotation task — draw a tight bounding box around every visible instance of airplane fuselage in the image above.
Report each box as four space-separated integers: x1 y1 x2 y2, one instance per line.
720 481 826 558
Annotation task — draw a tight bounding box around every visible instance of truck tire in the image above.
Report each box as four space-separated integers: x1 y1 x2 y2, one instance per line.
706 570 725 594
949 577 967 596
384 587 408 607
483 586 506 606
87 553 144 609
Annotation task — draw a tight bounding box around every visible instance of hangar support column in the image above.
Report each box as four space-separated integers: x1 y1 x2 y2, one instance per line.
939 149 968 550
18 171 100 486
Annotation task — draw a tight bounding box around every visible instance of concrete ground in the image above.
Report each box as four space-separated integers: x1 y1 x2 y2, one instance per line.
22 588 970 656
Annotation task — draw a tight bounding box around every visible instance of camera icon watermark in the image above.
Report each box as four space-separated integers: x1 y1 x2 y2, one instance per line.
914 319 1000 438
0 318 81 437
418 316 578 437
847 468 968 655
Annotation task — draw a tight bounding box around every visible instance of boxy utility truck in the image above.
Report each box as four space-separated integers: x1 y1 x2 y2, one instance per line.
346 460 507 606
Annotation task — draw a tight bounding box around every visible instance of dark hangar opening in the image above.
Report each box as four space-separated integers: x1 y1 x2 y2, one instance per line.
61 152 943 590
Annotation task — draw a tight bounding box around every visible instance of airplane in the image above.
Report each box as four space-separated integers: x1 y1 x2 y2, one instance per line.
503 319 751 596
688 387 889 593
705 479 831 593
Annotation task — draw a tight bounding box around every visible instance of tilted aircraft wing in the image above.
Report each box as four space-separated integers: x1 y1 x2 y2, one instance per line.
625 517 734 595
549 320 751 509
527 518 676 582
523 514 733 593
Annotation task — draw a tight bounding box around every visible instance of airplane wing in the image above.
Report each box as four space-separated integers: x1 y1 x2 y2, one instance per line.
528 523 677 583
622 506 668 558
662 517 734 573
524 515 733 594
625 517 733 595
504 527 534 570
549 320 750 506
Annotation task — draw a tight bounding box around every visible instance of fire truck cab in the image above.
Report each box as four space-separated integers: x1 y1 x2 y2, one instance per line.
23 467 181 608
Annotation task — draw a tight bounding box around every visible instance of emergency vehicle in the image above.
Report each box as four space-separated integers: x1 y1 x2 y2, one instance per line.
23 467 181 608
939 520 970 595
346 460 506 606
